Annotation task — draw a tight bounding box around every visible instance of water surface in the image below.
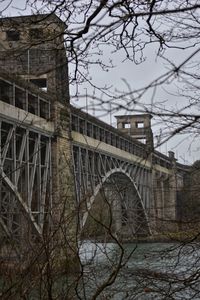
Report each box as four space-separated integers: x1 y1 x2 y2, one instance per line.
78 240 200 299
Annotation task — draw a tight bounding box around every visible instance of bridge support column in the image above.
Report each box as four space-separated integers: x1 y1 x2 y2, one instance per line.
50 101 78 272
152 162 178 234
152 172 167 233
163 174 177 231
151 169 159 233
163 153 178 232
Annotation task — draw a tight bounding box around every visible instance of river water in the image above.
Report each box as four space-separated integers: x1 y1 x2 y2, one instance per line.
78 240 200 299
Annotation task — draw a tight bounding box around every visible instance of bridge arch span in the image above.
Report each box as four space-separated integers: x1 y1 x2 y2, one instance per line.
81 168 151 238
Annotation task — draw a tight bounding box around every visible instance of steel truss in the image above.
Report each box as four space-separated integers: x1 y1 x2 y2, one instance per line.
0 118 52 242
73 145 153 235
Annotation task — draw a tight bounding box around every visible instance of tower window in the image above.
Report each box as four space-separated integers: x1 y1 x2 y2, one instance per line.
136 121 144 128
123 122 131 129
6 30 20 41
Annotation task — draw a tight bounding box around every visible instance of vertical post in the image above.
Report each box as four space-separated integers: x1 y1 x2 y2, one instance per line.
40 138 50 227
168 151 178 229
13 83 15 106
28 135 39 208
78 146 81 201
27 49 30 80
26 90 28 112
26 129 30 208
160 179 165 221
86 148 89 190
151 168 158 233
38 134 41 223
13 125 17 186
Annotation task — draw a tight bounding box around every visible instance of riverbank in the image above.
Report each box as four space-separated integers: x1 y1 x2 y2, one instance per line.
82 228 200 244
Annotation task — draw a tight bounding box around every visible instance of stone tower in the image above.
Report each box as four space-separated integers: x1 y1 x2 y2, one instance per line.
0 14 69 103
115 114 153 150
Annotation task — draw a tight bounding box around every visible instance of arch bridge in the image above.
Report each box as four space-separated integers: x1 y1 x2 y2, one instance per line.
0 74 189 250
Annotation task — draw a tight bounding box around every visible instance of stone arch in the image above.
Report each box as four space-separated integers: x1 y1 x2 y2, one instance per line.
81 168 151 239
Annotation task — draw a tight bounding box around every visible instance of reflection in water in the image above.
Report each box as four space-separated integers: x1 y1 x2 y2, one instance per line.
78 241 200 299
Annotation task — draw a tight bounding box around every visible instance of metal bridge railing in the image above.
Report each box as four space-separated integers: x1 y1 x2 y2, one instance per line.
0 75 50 120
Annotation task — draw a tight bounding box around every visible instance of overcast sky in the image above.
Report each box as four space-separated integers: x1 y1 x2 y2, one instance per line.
1 0 200 164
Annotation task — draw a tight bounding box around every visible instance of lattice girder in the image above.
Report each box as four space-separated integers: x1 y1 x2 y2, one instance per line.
0 120 52 242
